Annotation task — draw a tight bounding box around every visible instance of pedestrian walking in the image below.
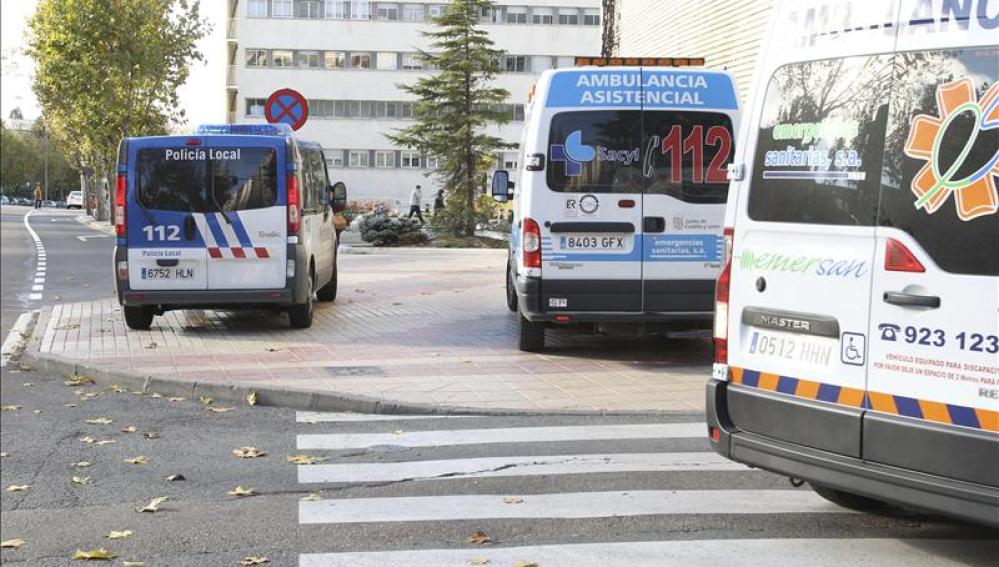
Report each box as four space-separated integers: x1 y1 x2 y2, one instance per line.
434 189 445 215
407 185 425 223
32 183 43 209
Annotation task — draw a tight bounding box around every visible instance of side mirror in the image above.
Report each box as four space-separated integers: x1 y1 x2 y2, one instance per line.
491 170 513 202
330 181 347 213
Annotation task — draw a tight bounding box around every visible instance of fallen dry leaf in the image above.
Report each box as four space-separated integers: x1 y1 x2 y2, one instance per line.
23 382 34 387
300 493 322 501
166 474 186 482
121 426 137 433
227 485 257 497
72 548 115 560
123 456 148 465
1 538 26 548
106 530 132 540
512 562 539 567
502 497 524 504
65 375 95 386
108 385 128 393
392 430 404 435
233 446 266 458
79 436 97 444
245 391 258 406
199 396 214 405
33 410 42 414
64 403 78 408
143 432 160 439
207 406 235 413
285 454 327 465
136 496 168 513
18 363 32 371
85 417 114 425
144 342 157 349
6 485 30 492
166 397 185 402
240 557 269 566
71 476 91 485
121 562 145 567
73 461 91 468
95 439 116 446
1 405 21 412
466 531 493 545
467 559 491 566
148 392 162 398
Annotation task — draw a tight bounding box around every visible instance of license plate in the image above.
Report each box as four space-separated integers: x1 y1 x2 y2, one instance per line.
747 330 835 366
140 267 195 280
562 234 627 250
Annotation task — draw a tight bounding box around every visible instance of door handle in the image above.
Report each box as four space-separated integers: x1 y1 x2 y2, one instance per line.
643 217 665 233
184 215 197 240
883 291 941 308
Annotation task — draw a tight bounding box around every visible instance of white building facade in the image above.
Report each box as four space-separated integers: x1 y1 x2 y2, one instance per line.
225 0 602 206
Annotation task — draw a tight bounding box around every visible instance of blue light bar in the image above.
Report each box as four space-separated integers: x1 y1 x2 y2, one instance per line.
195 123 293 136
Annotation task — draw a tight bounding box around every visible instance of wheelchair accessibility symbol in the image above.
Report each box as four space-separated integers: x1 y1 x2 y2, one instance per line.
840 332 866 367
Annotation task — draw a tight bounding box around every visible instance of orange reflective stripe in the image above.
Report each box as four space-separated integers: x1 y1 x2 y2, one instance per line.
975 408 999 433
730 367 744 384
758 373 779 391
837 387 865 408
795 379 820 400
918 399 952 425
867 391 898 414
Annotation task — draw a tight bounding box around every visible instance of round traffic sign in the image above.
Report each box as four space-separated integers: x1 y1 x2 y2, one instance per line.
264 88 309 131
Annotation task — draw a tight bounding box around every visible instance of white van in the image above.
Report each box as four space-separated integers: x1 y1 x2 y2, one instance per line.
114 124 347 330
493 60 740 351
708 0 998 526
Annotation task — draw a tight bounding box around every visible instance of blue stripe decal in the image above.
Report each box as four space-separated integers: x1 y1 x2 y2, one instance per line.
776 376 798 395
228 212 254 248
741 370 760 388
204 214 229 248
893 395 923 419
816 383 841 403
947 405 980 429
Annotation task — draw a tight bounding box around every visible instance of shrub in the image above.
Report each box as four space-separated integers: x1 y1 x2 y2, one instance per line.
358 214 427 246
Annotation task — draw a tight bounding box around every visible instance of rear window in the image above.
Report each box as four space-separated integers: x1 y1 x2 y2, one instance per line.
136 147 278 212
748 55 892 225
547 110 734 203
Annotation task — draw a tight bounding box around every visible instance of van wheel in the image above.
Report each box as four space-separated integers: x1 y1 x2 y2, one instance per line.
810 483 887 512
317 261 338 302
288 274 315 329
518 312 545 352
123 306 154 330
505 262 518 312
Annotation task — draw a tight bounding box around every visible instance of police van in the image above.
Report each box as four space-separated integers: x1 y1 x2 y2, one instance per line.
114 124 346 330
493 59 740 351
707 0 998 526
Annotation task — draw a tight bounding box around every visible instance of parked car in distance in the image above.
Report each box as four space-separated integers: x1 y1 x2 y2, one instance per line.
67 191 84 209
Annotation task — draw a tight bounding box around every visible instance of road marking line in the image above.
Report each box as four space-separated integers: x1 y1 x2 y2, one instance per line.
299 538 999 567
298 452 746 484
1 311 34 367
33 277 45 284
31 285 43 292
23 210 46 300
296 411 472 423
297 423 705 450
29 293 43 301
299 489 849 524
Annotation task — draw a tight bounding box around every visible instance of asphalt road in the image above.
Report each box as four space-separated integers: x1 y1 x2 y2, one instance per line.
1 205 997 566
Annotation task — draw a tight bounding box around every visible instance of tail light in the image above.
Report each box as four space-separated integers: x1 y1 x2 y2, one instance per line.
287 173 300 235
885 238 925 272
713 227 734 364
522 217 542 268
114 173 127 236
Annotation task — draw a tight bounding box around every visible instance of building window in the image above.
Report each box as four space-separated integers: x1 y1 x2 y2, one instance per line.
532 55 553 73
295 0 322 18
555 56 575 68
504 55 527 73
399 102 413 118
376 52 397 70
348 150 369 167
298 51 321 68
245 98 266 116
427 4 445 18
326 150 344 168
325 51 346 69
375 2 398 20
374 151 396 168
350 0 371 19
558 8 579 25
583 9 600 26
324 0 346 18
503 154 518 170
401 151 421 168
400 53 423 70
531 7 553 25
424 156 439 170
513 105 525 121
247 0 268 17
246 49 268 66
273 0 293 18
272 50 294 67
351 53 371 69
506 6 527 24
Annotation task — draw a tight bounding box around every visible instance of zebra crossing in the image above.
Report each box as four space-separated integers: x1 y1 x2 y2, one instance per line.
291 411 997 567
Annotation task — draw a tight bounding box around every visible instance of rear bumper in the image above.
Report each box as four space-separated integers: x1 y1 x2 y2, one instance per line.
706 378 999 527
515 275 713 325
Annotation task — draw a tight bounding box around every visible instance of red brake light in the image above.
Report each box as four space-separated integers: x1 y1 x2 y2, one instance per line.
522 217 542 269
114 173 127 236
885 238 924 272
287 173 300 235
185 138 201 147
713 227 734 364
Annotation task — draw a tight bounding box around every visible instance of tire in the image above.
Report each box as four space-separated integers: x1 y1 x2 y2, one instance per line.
317 260 338 302
123 306 154 330
518 311 545 352
505 262 518 312
810 483 887 513
288 271 315 329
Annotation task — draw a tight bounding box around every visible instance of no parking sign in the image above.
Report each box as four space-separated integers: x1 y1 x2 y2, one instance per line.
264 88 309 131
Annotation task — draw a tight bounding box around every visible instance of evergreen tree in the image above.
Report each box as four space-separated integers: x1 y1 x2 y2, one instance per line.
389 0 514 236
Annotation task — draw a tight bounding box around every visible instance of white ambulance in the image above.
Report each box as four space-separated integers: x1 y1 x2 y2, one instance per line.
493 58 740 351
708 0 998 526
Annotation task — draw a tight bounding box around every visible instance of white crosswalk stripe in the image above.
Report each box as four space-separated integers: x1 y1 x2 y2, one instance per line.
292 412 993 566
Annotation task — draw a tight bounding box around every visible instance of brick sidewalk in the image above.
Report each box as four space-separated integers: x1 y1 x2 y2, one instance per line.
34 248 712 412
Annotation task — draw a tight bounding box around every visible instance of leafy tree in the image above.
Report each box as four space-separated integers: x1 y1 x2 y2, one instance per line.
26 0 209 218
0 120 77 199
388 0 514 236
